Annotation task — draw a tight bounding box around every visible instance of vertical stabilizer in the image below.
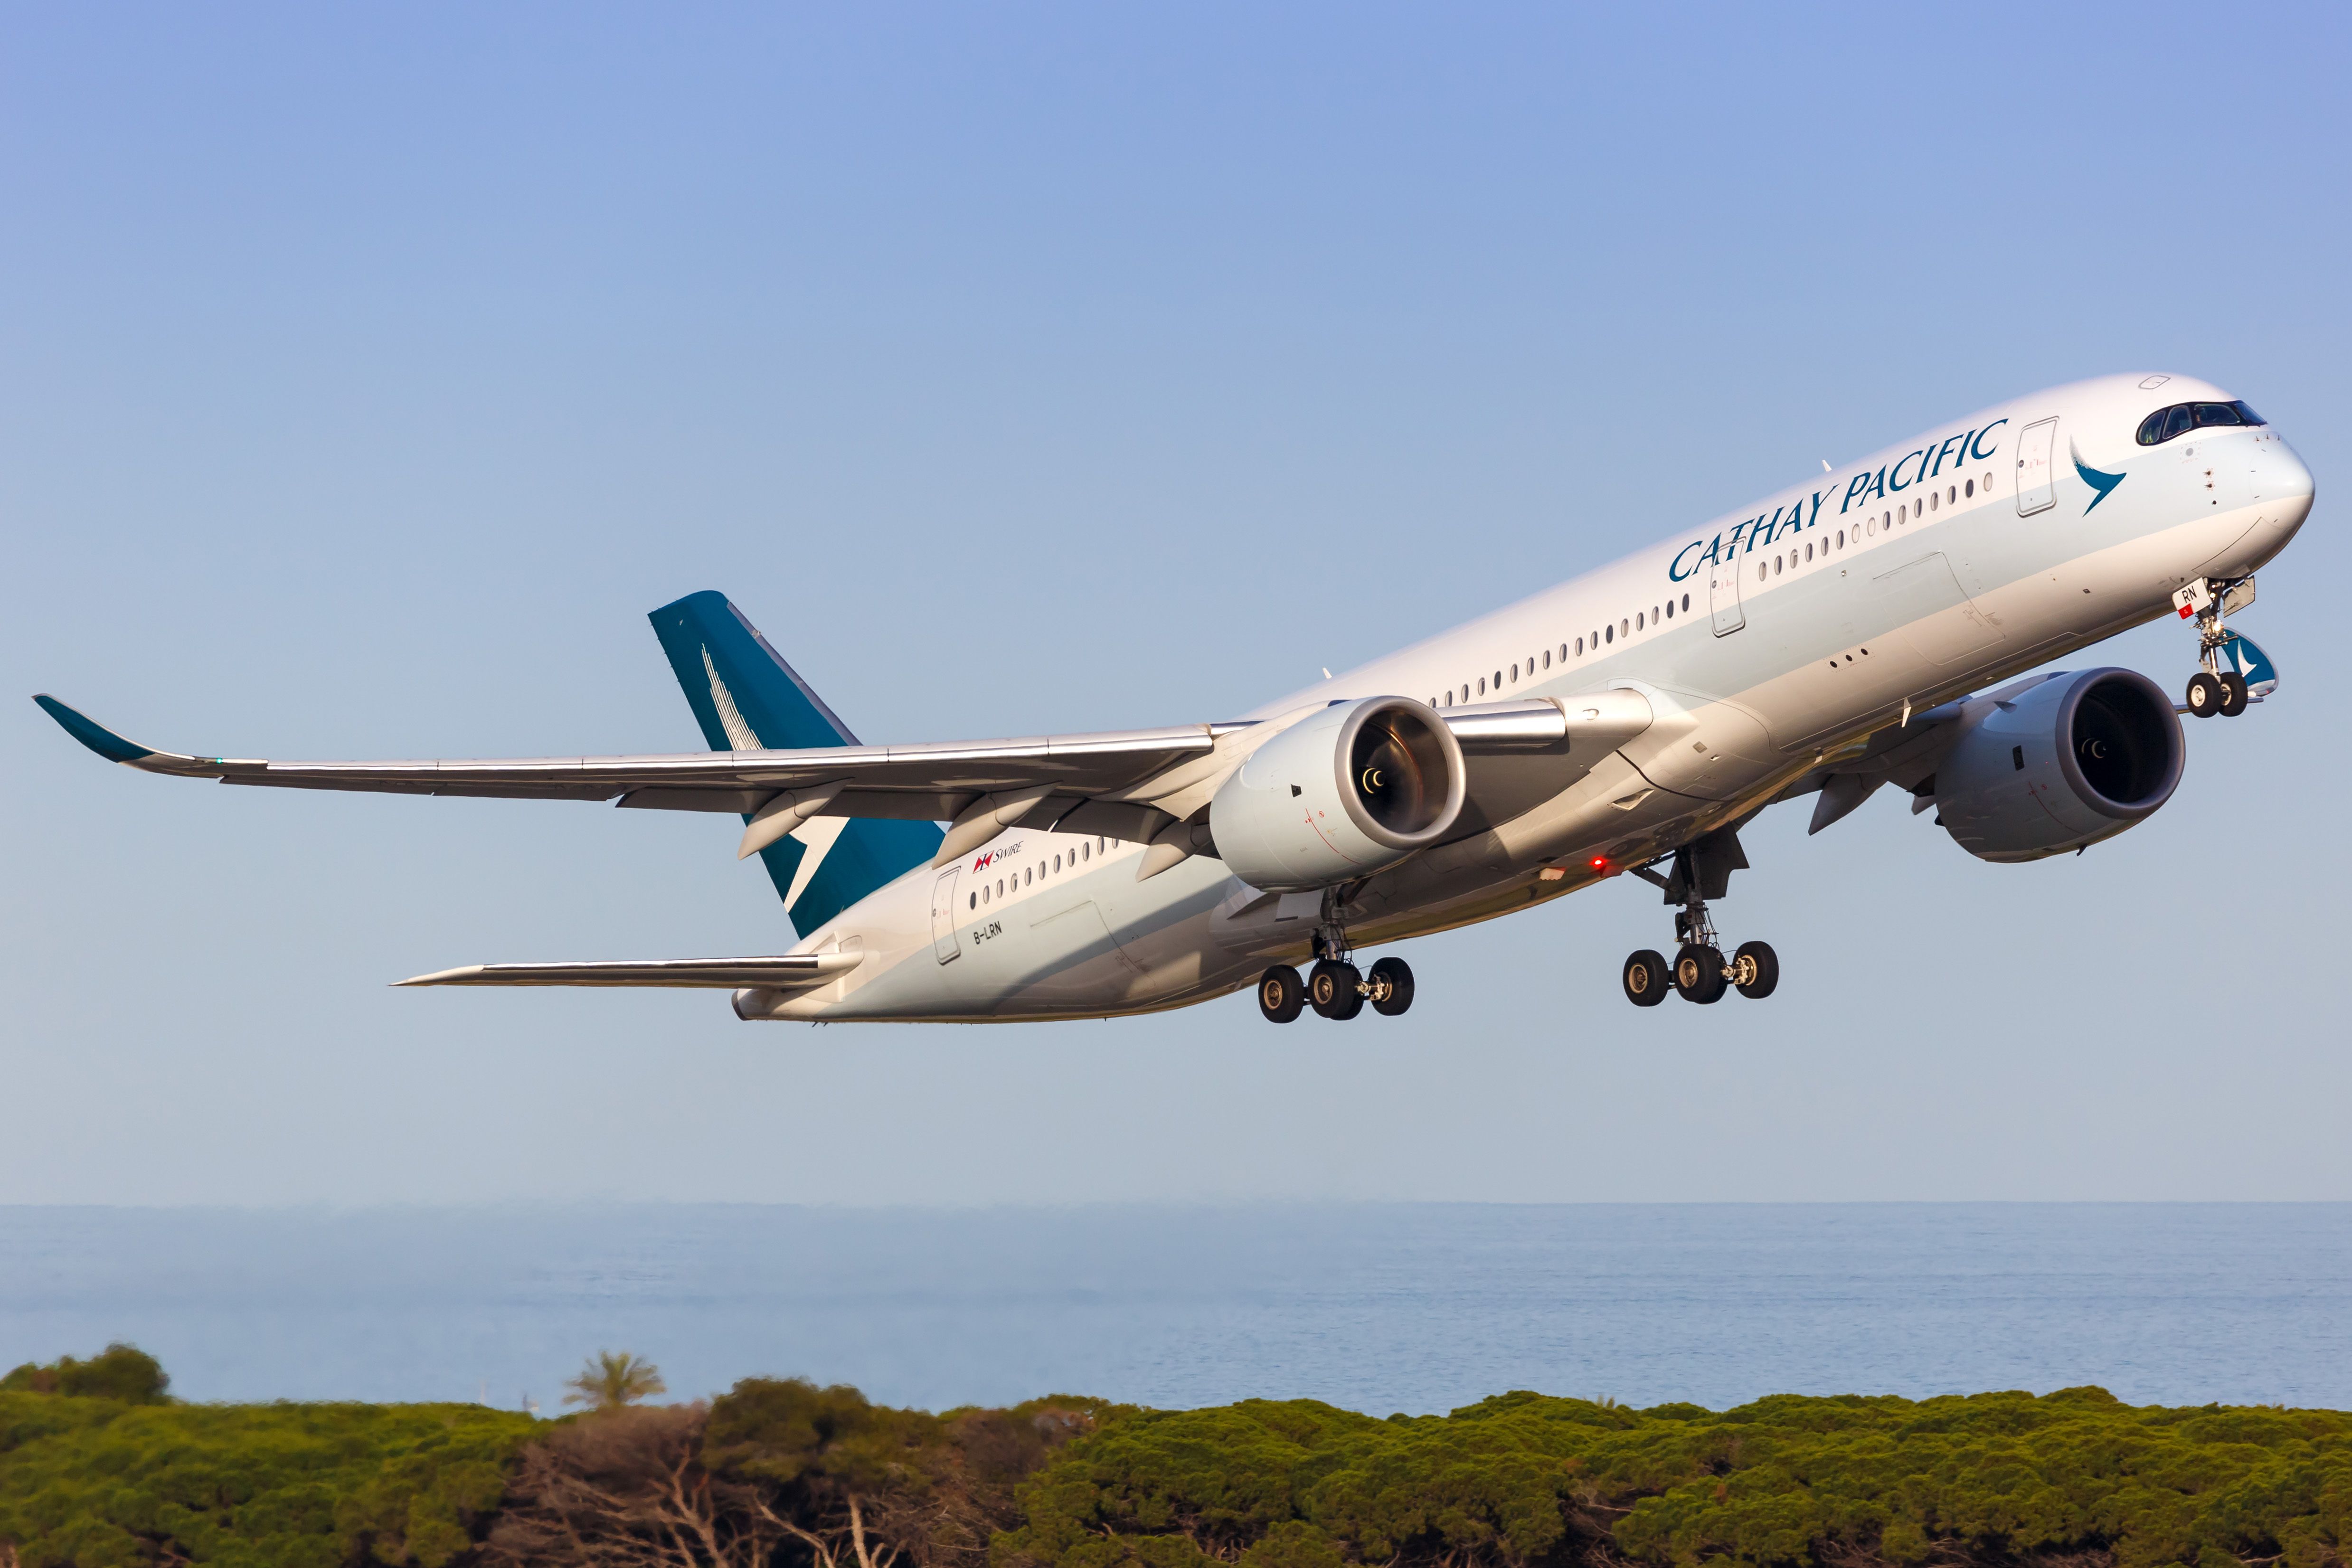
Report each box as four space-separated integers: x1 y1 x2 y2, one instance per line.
649 591 943 935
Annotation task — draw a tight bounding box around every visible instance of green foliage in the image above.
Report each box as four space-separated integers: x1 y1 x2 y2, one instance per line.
0 1392 537 1568
1 1345 171 1405
707 1377 948 1495
560 1351 666 1413
995 1390 2352 1568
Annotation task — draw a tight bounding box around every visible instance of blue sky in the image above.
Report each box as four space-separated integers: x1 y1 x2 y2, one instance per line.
4 3 2347 1205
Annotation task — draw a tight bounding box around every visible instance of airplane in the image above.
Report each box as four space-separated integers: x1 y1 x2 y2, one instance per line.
36 372 2312 1022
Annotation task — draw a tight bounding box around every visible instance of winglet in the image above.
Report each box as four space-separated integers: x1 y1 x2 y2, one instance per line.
33 695 162 764
31 695 225 775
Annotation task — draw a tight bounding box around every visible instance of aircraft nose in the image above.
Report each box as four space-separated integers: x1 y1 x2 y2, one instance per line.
2256 434 2315 545
2269 439 2315 503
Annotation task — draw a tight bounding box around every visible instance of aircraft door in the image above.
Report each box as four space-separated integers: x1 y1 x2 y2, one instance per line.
1708 548 1745 635
929 868 962 964
2016 417 2058 515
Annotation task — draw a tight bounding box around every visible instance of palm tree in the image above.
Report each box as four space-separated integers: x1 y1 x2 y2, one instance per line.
562 1351 667 1412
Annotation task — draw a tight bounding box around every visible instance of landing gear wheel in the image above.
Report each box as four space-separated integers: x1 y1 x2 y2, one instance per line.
2219 670 2249 717
1623 949 1669 1008
1674 944 1727 1004
1309 960 1365 1020
1732 940 1779 1000
1256 966 1304 1023
2185 672 2223 718
1367 956 1415 1016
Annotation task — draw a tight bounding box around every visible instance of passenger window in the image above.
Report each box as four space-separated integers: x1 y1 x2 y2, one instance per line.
1575 637 1583 655
1493 669 1502 688
1805 542 1813 561
1663 602 1673 620
1053 854 1061 872
1604 625 1613 644
1681 594 1690 612
1634 614 1643 631
1477 677 1486 694
997 879 1004 896
1947 484 1957 504
969 892 976 909
1542 649 1551 669
1984 472 1993 490
1928 491 1938 512
1559 642 1568 660
1618 620 1628 638
1756 563 1766 581
1081 843 1089 861
1965 478 1975 497
1836 529 1843 547
1652 605 1660 623
982 884 991 903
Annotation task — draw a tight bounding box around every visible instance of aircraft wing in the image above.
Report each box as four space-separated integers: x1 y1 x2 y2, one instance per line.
33 690 1643 868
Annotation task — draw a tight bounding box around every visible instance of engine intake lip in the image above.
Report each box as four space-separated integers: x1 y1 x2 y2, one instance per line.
2057 668 2184 820
1332 697 1466 850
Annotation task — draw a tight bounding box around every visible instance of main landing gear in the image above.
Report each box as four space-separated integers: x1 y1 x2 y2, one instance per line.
1620 826 1781 1008
2178 576 2254 719
1256 889 1414 1023
1256 955 1414 1022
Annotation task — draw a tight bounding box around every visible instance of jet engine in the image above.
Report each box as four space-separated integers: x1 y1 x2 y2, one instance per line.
1934 668 2184 863
1209 697 1466 891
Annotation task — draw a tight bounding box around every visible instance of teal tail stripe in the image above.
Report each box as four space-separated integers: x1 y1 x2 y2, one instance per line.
648 591 941 936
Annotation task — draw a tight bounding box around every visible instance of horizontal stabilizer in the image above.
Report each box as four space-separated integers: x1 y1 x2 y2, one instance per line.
394 952 865 989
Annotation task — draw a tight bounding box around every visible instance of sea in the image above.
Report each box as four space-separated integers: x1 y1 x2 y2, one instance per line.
2 1204 2346 1414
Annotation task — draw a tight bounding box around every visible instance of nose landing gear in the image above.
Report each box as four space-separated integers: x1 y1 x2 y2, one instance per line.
2175 577 2258 719
1621 827 1782 1008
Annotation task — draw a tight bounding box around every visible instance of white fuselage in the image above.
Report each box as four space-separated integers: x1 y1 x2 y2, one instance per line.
762 373 2314 1022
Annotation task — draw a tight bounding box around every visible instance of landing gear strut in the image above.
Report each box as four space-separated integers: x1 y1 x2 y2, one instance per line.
1622 827 1781 1007
1256 886 1415 1022
2177 576 2254 719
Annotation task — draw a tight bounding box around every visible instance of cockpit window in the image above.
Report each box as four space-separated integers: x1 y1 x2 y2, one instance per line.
2137 399 2266 445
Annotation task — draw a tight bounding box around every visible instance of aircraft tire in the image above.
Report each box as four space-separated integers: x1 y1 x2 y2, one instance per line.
1368 956 1415 1016
1257 966 1304 1023
1309 960 1364 1020
1674 944 1727 1004
1622 949 1670 1007
2219 671 2249 717
2185 672 2223 718
1733 940 1779 1000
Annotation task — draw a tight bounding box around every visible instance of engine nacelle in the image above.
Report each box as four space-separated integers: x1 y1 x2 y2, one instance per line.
1935 668 2184 863
1209 697 1466 891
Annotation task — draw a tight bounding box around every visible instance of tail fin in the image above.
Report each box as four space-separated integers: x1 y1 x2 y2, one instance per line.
649 591 943 935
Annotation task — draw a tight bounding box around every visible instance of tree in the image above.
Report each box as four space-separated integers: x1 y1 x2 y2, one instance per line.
488 1402 774 1568
568 1351 670 1413
0 1341 170 1403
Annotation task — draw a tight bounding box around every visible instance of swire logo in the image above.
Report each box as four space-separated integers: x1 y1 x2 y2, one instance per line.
972 851 995 871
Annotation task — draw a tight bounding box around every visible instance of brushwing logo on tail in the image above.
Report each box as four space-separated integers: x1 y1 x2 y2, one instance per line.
703 644 846 896
702 647 764 752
